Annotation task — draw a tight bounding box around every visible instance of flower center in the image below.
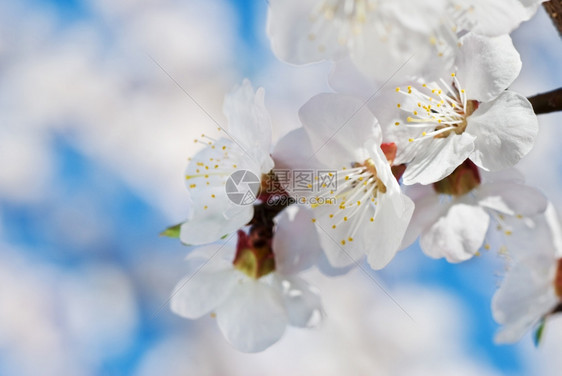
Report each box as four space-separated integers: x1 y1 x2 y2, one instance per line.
395 73 479 143
309 158 387 245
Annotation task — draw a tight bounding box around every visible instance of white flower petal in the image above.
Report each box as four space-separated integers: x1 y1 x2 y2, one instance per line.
272 127 322 171
546 204 562 259
477 182 547 217
492 254 558 343
315 251 356 276
267 0 345 65
402 133 475 185
170 267 238 319
223 79 273 173
420 203 489 262
315 218 367 269
456 34 521 102
273 205 324 275
480 168 525 185
299 93 381 166
461 0 545 36
180 203 253 246
329 57 378 99
277 275 323 328
365 189 414 270
400 187 447 249
216 280 288 352
467 91 538 171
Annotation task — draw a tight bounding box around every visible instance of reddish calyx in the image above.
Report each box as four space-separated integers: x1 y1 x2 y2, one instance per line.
381 142 406 182
233 227 276 279
433 159 481 196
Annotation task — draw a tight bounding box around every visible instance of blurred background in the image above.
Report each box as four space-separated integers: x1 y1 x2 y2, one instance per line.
1 0 562 375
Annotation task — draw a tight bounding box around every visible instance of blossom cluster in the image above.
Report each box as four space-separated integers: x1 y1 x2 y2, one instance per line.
165 0 562 352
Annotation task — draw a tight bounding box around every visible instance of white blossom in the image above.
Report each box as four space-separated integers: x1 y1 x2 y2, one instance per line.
452 0 547 37
267 0 453 82
376 33 537 185
180 80 274 245
171 206 324 352
267 0 545 84
273 93 414 270
402 166 547 263
492 204 562 344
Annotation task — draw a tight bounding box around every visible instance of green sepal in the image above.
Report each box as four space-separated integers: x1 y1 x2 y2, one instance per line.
533 318 546 347
160 223 182 238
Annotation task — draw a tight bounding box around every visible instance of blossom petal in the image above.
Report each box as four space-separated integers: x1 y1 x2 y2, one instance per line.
216 280 288 352
366 190 415 269
477 182 547 216
267 0 345 65
272 127 322 170
467 91 538 171
180 203 253 246
223 79 274 173
402 133 475 185
170 266 238 319
351 21 451 83
299 93 381 166
273 205 324 275
400 186 447 249
277 275 323 328
461 0 545 37
456 34 521 102
329 57 378 99
492 254 558 343
314 217 367 269
420 203 489 262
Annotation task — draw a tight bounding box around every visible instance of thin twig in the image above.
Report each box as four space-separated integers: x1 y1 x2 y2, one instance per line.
544 0 562 36
528 88 562 115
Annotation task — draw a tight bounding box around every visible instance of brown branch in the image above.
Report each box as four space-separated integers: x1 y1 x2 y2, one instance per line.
544 0 562 36
528 88 562 115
